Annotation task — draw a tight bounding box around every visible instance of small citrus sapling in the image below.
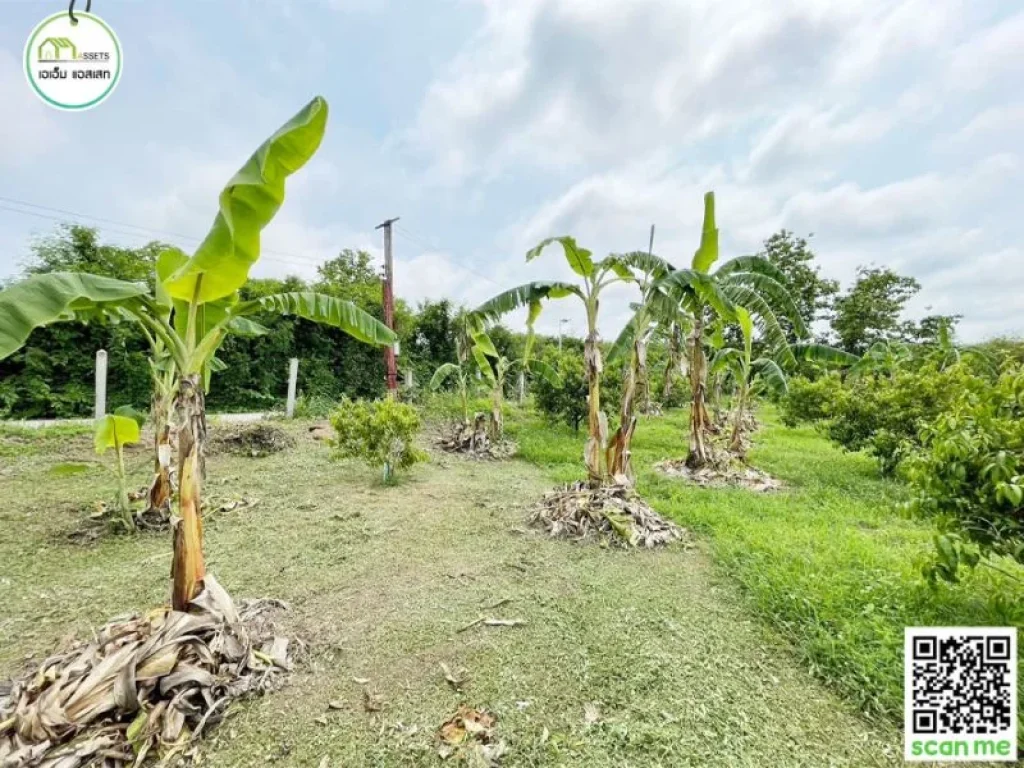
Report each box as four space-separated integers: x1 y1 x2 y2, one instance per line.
329 397 427 483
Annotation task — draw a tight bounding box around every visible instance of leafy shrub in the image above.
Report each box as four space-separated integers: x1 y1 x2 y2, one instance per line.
532 349 622 432
826 363 974 474
779 373 844 427
329 397 426 483
904 366 1024 582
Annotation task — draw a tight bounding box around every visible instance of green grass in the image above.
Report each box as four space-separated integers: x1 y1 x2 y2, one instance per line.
508 407 1024 727
0 418 908 766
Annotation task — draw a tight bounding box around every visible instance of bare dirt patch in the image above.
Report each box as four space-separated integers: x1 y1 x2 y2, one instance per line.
210 423 296 458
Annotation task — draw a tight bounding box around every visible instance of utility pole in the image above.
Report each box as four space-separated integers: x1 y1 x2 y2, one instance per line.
376 217 400 397
648 223 655 256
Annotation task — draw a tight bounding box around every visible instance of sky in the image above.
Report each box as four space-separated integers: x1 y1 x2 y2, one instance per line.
2 0 1022 342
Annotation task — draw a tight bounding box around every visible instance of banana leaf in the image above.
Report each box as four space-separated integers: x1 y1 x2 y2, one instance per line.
164 97 329 303
0 272 148 359
234 292 395 346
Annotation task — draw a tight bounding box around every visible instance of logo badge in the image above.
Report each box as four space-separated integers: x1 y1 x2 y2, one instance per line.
24 12 121 111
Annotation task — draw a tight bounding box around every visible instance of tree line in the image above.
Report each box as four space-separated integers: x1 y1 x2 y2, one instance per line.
0 223 971 420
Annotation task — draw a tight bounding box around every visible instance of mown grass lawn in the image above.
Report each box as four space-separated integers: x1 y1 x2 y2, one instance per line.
0 416 913 767
509 405 1024 736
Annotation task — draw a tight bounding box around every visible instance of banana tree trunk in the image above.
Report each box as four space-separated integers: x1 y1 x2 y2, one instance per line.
686 314 712 469
171 374 207 611
636 339 650 415
583 316 605 489
146 391 173 516
607 339 640 480
114 437 133 531
729 383 748 458
460 382 469 426
710 374 724 427
489 385 504 442
661 324 683 402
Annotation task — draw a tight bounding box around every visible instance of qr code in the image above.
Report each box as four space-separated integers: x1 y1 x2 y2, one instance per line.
906 627 1018 762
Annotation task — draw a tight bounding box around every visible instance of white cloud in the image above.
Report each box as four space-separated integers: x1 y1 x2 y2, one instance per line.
1 0 1021 346
937 104 1024 150
0 52 65 168
403 0 971 184
948 10 1024 89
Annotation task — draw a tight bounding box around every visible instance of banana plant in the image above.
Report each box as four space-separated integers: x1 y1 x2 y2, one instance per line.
0 97 397 610
712 308 856 457
847 339 913 380
651 308 692 405
93 406 146 530
428 318 496 424
474 238 643 487
473 334 560 441
605 253 676 478
654 192 809 468
429 361 473 423
134 291 268 520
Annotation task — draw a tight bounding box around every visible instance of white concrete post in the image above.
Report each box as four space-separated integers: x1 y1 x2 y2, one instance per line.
94 350 107 419
285 358 299 418
405 369 414 388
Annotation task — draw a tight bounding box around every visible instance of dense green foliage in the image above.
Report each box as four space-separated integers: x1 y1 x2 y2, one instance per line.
0 227 517 417
905 365 1024 581
329 397 426 482
831 266 920 354
531 348 623 432
779 373 844 427
825 363 971 475
756 230 838 344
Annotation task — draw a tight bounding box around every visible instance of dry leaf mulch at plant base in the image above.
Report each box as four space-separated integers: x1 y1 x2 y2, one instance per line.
437 706 506 765
654 458 783 493
0 575 292 767
435 420 517 460
531 481 684 548
209 424 296 458
65 496 259 544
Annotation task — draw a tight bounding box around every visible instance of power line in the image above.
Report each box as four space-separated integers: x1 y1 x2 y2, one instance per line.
0 195 328 271
392 223 502 288
0 192 510 294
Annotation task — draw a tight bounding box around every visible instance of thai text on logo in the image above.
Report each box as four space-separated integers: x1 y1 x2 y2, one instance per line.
24 12 121 110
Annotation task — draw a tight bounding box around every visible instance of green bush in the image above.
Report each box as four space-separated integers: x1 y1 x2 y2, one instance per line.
532 348 622 432
826 363 974 474
329 397 426 483
779 373 844 427
904 366 1024 582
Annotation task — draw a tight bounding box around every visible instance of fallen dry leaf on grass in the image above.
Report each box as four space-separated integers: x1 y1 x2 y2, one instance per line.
438 706 505 764
362 689 385 713
439 662 470 691
458 617 527 633
583 702 602 725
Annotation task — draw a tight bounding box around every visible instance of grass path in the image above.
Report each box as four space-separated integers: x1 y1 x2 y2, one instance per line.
0 422 903 766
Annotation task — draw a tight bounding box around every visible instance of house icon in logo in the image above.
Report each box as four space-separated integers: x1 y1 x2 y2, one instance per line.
38 37 77 61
